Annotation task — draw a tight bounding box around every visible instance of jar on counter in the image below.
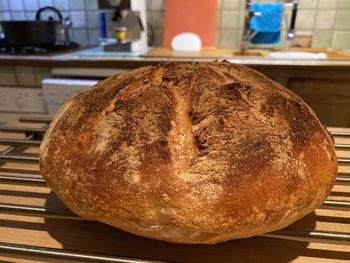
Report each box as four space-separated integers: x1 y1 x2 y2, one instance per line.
114 27 127 43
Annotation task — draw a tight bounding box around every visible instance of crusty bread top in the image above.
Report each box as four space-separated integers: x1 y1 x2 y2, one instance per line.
40 61 337 243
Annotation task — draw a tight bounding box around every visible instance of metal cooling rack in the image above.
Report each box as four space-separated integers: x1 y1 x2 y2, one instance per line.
0 115 349 262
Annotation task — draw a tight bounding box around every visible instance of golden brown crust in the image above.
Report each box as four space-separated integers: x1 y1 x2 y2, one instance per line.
40 61 337 244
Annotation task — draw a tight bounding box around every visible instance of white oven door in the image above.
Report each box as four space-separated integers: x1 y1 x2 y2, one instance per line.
42 79 99 114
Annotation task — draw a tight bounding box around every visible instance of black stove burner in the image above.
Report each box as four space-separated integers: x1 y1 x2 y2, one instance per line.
0 41 80 54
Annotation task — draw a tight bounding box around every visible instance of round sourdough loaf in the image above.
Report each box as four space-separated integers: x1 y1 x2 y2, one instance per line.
40 61 337 244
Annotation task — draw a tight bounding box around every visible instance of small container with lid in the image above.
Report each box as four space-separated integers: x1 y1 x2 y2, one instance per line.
114 27 127 43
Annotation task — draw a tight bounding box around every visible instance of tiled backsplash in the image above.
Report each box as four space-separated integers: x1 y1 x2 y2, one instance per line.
0 0 350 49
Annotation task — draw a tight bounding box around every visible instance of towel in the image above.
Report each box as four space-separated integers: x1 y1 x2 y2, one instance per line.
249 2 284 44
251 31 281 44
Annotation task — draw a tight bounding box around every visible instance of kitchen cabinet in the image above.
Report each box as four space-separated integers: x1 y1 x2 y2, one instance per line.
289 79 350 127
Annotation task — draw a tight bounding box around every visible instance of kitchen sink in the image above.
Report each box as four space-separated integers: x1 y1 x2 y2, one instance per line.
265 48 350 60
268 51 328 59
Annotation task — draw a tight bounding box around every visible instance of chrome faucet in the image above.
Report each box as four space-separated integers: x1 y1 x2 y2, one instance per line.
286 0 298 41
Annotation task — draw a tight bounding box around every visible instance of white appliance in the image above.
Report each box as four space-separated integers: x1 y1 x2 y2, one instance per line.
100 0 148 52
42 79 99 114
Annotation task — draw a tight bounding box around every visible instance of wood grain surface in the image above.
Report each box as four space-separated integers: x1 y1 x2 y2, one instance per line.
142 47 350 60
142 47 269 58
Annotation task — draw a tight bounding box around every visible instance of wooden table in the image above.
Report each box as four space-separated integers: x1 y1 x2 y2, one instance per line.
0 116 349 263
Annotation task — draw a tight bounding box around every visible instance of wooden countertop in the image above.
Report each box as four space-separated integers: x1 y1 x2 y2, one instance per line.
1 47 350 70
0 116 349 262
142 47 350 60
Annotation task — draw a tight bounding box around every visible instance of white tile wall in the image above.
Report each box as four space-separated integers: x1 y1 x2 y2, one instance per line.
1 11 10 20
69 0 85 11
338 0 350 8
312 30 333 48
315 10 336 30
220 30 239 48
86 11 99 28
0 0 9 10
25 11 35 20
332 31 350 49
146 0 152 10
318 0 338 9
239 10 245 29
88 28 100 45
298 0 318 9
335 10 350 30
23 0 39 11
70 11 86 28
85 0 98 11
150 0 164 11
295 10 316 30
220 11 240 29
9 0 24 11
73 29 89 46
38 0 53 8
53 0 69 11
221 0 240 10
60 11 69 20
11 11 26 20
149 10 163 29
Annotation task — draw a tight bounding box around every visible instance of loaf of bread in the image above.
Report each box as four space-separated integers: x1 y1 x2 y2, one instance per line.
40 61 337 244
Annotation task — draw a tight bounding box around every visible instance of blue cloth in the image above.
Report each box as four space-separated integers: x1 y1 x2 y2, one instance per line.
251 32 281 44
249 2 284 44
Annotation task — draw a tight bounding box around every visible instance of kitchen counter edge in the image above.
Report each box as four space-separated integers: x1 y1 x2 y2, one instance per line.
1 53 350 69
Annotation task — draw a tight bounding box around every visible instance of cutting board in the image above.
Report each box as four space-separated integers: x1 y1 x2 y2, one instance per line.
142 47 268 58
163 0 218 48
